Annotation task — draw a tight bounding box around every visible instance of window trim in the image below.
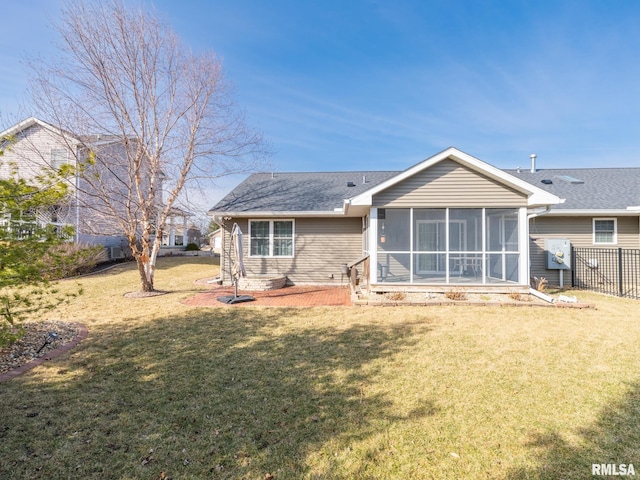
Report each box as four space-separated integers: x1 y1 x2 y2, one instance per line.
593 218 617 245
50 148 69 170
248 219 295 258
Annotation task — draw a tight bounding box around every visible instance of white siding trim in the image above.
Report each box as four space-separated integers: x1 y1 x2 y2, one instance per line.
518 207 529 284
370 208 378 285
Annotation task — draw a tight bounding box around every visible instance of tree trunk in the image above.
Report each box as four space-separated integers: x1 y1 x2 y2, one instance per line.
131 232 155 292
136 255 155 292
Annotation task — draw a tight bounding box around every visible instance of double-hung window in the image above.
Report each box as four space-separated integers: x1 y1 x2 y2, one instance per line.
51 149 68 170
593 218 616 245
249 220 294 257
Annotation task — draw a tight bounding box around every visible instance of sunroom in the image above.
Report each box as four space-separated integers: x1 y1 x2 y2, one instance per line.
346 148 564 289
370 207 524 285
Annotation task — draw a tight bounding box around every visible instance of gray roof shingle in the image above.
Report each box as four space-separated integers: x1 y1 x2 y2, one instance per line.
211 166 640 213
505 168 640 210
211 171 399 212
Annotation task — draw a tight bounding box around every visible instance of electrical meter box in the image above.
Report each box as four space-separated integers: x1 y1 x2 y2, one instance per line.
545 238 571 270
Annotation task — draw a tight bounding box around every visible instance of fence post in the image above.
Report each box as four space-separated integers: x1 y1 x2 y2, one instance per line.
618 247 623 298
571 245 576 287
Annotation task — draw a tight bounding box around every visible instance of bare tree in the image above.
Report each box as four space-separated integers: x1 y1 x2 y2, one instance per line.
26 0 268 291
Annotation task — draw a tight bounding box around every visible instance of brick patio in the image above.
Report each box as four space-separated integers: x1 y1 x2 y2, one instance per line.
183 285 352 307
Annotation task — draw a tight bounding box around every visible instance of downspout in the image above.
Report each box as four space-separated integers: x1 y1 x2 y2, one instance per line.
213 215 227 284
75 151 80 244
527 205 551 221
527 206 553 301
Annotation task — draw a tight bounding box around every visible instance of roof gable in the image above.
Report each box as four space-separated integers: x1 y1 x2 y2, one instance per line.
0 117 79 145
371 158 527 208
349 147 563 208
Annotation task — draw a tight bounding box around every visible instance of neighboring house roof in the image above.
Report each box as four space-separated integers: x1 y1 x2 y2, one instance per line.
1 117 132 150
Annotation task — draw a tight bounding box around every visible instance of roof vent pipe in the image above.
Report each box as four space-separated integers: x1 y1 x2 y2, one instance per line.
530 154 537 173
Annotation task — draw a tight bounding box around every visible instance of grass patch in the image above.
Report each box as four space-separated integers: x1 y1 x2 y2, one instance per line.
1 256 640 479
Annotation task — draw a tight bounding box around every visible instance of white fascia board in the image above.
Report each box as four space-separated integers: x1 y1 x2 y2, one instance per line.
547 209 640 217
0 117 40 138
208 210 346 219
1 117 80 146
349 147 563 208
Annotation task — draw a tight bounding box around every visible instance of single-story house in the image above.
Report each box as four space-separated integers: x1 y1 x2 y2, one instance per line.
209 147 640 292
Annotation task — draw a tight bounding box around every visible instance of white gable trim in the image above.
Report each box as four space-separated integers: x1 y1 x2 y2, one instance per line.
0 117 79 146
348 147 563 208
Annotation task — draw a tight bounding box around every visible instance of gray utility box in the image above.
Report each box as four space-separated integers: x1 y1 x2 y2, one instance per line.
545 238 571 270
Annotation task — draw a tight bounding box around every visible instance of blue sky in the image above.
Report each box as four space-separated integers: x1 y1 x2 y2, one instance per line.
2 1 640 209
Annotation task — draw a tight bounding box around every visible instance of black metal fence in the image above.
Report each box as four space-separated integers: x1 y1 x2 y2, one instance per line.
572 247 640 299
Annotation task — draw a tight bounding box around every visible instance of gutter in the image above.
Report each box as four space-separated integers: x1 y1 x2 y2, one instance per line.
546 208 640 216
208 210 345 219
527 205 551 221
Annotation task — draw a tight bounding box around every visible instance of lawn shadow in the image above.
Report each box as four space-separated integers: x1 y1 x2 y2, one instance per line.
507 381 640 479
0 307 435 479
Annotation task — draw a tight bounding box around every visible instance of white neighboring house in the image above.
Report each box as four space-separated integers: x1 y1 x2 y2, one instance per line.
0 117 190 259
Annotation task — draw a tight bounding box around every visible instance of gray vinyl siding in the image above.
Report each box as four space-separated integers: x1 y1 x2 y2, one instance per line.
222 217 362 285
0 124 72 179
529 215 640 285
77 234 128 248
1 122 161 250
373 159 526 208
1 124 78 227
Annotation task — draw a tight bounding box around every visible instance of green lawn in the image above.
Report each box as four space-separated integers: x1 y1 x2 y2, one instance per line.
1 256 639 479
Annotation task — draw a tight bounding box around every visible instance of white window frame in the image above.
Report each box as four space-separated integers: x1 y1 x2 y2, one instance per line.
50 148 69 170
248 219 295 258
593 218 617 245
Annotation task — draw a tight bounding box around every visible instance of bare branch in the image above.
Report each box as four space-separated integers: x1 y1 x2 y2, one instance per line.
25 0 270 291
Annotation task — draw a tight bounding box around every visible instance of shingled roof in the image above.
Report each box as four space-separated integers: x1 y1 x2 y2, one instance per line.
211 165 640 214
211 171 399 213
505 167 640 210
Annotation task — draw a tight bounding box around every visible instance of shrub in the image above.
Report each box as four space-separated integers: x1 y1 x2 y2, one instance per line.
185 243 200 251
508 290 523 302
0 158 84 347
531 276 548 292
385 291 406 301
41 243 109 280
445 288 467 301
0 321 24 349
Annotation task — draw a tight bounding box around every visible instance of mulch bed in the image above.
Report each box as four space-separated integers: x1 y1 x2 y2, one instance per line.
0 321 84 378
